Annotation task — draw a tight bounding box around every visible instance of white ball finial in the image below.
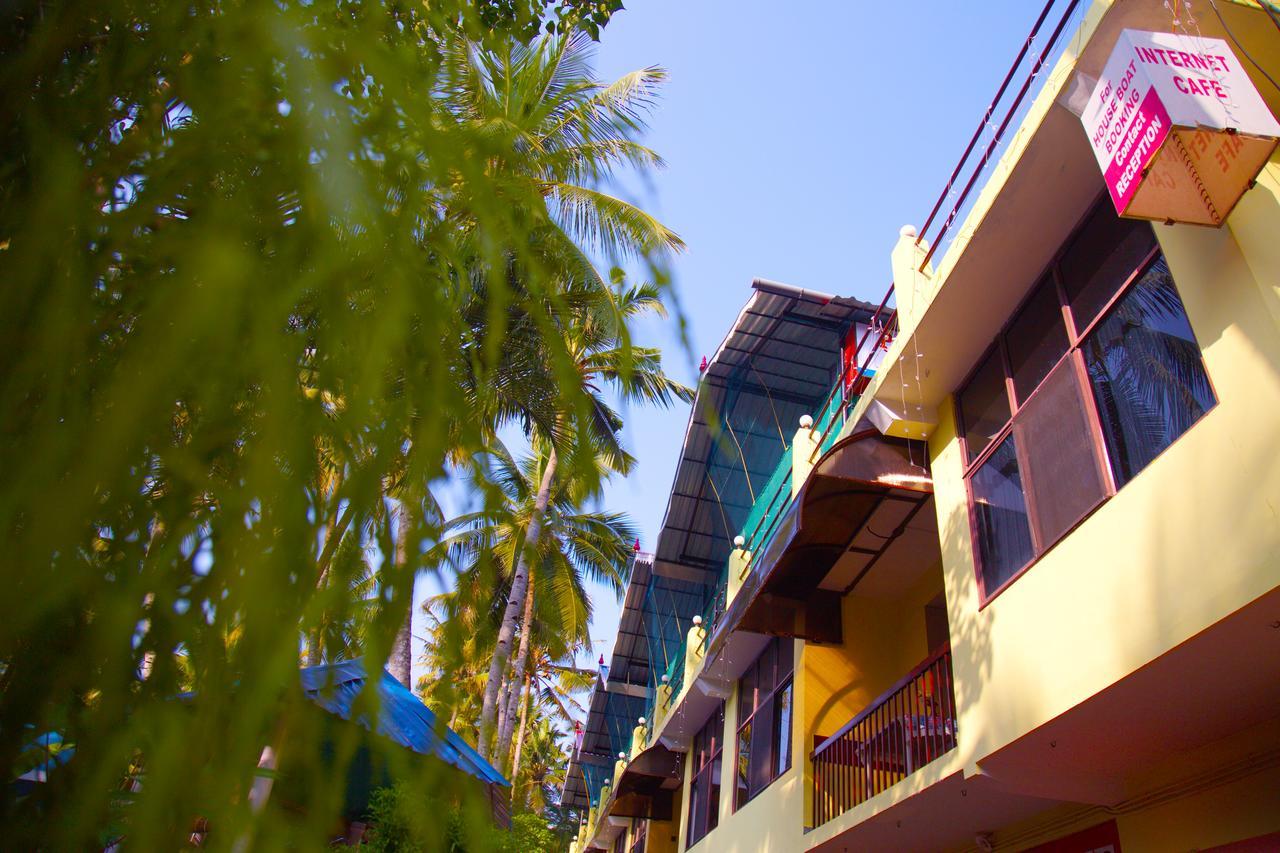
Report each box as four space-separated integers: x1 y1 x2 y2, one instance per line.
799 414 814 429
618 751 626 760
733 535 745 548
900 224 917 238
638 716 646 725
692 614 702 626
661 674 669 683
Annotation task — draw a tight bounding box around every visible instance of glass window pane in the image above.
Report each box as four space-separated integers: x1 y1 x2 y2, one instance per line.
760 639 777 694
1061 204 1157 333
1082 257 1214 487
708 755 721 832
1013 356 1108 548
739 663 756 718
970 434 1035 594
958 347 1012 464
748 694 774 797
735 722 751 809
777 637 794 680
774 682 793 777
1005 274 1069 404
687 774 704 845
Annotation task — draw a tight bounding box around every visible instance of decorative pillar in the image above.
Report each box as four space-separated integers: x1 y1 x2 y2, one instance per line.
725 535 752 606
792 415 819 496
890 224 935 337
683 616 707 691
631 717 647 758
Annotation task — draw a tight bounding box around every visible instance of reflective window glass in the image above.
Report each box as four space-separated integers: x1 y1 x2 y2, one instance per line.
1082 258 1214 487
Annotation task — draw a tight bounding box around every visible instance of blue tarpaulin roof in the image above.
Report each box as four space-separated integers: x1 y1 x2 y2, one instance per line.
300 658 509 788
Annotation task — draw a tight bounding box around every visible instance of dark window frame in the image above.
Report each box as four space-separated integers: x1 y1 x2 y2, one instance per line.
628 819 647 853
733 637 794 810
957 197 1216 606
685 703 724 849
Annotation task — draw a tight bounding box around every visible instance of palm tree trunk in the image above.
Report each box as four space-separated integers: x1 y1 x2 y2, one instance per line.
387 503 415 688
496 673 511 751
498 578 536 760
307 500 342 667
510 671 532 791
478 446 557 760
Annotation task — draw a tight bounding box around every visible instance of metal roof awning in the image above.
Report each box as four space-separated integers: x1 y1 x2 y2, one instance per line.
707 425 933 655
563 553 673 811
602 740 684 822
653 281 879 591
566 282 882 812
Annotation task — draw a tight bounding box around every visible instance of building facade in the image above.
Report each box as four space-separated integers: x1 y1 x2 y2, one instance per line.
564 1 1280 850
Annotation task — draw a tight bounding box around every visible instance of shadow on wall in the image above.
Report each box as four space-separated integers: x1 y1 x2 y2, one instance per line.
935 485 995 764
932 213 1280 802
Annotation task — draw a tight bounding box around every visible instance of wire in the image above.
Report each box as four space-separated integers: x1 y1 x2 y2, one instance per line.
1208 0 1280 94
1262 1 1280 34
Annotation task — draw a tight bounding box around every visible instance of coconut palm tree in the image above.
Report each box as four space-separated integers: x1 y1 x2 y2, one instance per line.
437 440 642 757
432 28 691 760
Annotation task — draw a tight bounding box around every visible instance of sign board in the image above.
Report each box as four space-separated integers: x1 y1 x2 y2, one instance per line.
1081 29 1280 226
842 321 888 395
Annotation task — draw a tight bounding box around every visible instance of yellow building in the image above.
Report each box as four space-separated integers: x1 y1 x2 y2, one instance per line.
564 1 1280 850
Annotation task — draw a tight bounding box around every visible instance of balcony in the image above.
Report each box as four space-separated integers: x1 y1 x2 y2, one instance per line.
811 644 957 827
699 422 933 689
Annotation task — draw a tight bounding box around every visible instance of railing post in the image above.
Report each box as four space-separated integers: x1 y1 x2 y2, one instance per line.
683 616 707 692
631 717 647 758
810 644 958 828
792 415 819 496
890 225 935 336
655 675 672 724
725 535 751 607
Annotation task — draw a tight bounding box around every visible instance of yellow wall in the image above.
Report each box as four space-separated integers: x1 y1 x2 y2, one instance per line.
805 565 943 742
649 5 1280 848
803 564 944 824
637 809 680 853
675 643 807 853
932 155 1280 777
971 718 1280 851
671 565 950 853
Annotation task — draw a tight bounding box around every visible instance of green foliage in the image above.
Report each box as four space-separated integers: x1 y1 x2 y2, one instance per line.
362 784 465 853
0 0 675 848
361 786 558 853
499 812 560 853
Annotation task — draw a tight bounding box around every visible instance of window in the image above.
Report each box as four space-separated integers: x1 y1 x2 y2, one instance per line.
1081 257 1215 487
957 199 1214 601
734 637 794 809
686 703 723 848
628 819 648 853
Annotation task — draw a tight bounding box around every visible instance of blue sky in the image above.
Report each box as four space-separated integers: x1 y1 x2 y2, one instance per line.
569 0 1085 666
412 0 1088 681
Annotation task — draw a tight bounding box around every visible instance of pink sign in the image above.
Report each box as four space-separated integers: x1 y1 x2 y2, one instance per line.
1101 85 1171 213
1081 30 1280 223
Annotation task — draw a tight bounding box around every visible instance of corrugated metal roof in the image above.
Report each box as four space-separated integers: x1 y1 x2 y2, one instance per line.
654 281 877 581
562 281 876 810
301 658 509 787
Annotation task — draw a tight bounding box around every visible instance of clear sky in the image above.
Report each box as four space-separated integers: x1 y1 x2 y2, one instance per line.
573 0 1087 667
412 0 1089 684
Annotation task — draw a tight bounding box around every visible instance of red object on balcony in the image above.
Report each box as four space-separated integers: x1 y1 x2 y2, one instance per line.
811 644 958 827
